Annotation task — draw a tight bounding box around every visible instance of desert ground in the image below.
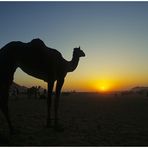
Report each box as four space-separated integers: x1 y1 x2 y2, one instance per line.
1 92 148 146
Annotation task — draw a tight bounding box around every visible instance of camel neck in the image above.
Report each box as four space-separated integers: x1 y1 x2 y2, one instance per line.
67 54 80 72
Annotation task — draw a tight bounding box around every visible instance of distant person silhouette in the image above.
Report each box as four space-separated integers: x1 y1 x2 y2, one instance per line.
0 38 85 133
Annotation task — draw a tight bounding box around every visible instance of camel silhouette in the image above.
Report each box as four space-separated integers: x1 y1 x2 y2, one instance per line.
0 38 85 133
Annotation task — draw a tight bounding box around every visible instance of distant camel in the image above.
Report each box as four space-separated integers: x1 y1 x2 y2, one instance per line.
0 39 85 133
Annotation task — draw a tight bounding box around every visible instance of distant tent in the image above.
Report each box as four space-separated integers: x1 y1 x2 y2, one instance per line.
131 86 148 95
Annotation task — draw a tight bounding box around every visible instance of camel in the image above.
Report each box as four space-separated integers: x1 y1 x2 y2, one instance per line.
0 38 85 133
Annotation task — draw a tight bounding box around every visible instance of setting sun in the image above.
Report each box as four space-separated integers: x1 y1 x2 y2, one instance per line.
99 85 108 92
93 79 118 92
95 81 111 92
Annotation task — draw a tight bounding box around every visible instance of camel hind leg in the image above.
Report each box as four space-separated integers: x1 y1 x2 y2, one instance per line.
46 81 54 127
0 85 13 134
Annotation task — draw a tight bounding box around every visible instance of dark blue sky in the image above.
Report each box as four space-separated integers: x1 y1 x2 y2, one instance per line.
0 2 148 91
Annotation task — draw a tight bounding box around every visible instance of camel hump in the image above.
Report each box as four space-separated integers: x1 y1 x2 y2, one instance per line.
29 38 63 58
30 38 46 48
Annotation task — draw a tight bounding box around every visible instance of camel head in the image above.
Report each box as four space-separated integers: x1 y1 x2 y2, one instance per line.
73 46 85 58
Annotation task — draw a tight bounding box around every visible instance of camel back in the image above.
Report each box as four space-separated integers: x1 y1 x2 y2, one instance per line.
0 39 64 82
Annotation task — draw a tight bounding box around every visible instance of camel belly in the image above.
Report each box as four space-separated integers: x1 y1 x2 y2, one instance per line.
20 66 56 82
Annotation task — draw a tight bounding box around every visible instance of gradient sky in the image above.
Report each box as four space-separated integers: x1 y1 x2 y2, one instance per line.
0 2 148 92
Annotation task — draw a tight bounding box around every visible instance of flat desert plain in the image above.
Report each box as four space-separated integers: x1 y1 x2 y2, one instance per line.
1 92 148 146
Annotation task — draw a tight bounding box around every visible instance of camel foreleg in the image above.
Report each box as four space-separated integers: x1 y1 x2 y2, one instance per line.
54 78 64 130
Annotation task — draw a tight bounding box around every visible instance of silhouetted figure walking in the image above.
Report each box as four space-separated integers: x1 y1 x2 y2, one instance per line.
0 38 85 133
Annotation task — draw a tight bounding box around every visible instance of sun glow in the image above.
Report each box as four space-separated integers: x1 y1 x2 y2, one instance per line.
99 85 108 92
97 84 111 92
94 80 113 92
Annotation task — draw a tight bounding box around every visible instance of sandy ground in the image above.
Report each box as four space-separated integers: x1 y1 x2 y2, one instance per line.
1 92 148 146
